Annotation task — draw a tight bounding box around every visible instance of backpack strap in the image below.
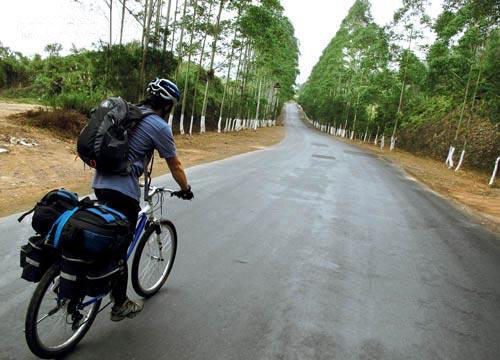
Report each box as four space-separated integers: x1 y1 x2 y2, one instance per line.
86 206 126 223
18 207 35 223
55 190 78 203
47 207 79 248
100 205 127 221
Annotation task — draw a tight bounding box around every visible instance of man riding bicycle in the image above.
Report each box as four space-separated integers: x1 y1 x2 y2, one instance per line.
93 78 193 321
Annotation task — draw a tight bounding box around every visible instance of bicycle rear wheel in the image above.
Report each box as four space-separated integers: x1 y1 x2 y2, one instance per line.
25 264 101 359
131 220 177 298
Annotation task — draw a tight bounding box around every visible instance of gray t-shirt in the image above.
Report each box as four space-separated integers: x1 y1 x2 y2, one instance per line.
93 111 177 201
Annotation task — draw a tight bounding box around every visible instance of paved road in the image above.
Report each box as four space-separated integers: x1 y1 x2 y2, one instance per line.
1 103 500 360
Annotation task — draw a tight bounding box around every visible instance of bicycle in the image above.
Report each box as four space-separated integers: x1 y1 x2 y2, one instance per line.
24 184 180 359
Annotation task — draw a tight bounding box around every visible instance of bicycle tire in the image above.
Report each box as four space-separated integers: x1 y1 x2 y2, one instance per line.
25 264 101 359
131 220 177 298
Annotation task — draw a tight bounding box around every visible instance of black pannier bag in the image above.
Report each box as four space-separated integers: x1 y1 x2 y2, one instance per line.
59 249 91 300
20 236 58 282
76 97 154 175
18 189 79 235
85 259 123 297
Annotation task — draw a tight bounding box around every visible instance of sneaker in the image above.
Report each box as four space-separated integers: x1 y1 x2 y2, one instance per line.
110 299 144 322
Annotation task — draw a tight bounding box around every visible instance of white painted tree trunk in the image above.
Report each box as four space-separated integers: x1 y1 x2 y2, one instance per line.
168 113 173 126
200 116 206 133
445 146 455 168
374 134 378 145
217 116 223 133
179 114 185 135
350 131 354 140
455 149 466 172
489 157 500 186
363 130 368 142
189 115 194 135
380 136 385 150
254 78 262 131
390 136 396 151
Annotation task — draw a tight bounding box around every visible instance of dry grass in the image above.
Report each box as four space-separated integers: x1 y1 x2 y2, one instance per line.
9 108 87 139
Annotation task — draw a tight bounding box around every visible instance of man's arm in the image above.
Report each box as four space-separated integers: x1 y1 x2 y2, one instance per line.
166 156 189 191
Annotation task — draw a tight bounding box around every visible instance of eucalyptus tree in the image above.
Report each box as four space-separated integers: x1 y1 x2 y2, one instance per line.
174 0 189 82
388 0 432 150
170 0 180 54
200 0 226 133
189 0 215 135
161 0 173 54
119 0 126 45
179 0 199 135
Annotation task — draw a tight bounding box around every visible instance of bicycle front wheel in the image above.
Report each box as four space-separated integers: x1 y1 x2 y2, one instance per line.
25 264 101 359
131 219 177 298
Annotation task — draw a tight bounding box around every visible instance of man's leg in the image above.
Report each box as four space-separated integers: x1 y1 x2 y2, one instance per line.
94 189 142 318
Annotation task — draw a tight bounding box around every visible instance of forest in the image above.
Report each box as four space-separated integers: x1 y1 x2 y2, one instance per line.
299 0 499 172
0 0 299 134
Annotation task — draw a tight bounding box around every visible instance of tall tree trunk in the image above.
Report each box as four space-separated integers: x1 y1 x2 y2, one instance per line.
253 77 262 130
456 45 483 172
170 0 179 54
175 0 189 82
119 0 126 45
391 28 413 149
351 93 360 140
218 13 240 132
141 0 149 48
200 0 225 133
179 0 198 135
109 0 113 48
189 1 215 134
454 46 477 142
154 0 163 47
237 46 251 121
140 0 155 91
226 40 246 131
162 0 172 54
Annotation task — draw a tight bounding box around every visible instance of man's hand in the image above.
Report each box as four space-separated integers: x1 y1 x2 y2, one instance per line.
171 185 194 200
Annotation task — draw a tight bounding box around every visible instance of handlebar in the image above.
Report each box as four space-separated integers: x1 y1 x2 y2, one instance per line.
148 186 175 198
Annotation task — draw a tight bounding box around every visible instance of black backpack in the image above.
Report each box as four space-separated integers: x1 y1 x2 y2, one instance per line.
18 189 79 235
76 97 155 175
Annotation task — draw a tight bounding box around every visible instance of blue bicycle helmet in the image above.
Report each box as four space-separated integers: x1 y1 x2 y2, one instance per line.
146 78 181 105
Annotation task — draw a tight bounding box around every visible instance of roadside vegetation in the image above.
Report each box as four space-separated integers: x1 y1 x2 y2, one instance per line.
298 0 499 174
0 0 299 134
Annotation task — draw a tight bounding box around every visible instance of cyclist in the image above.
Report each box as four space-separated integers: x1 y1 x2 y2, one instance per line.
93 78 194 321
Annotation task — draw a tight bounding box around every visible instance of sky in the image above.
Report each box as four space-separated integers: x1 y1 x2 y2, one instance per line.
0 0 443 84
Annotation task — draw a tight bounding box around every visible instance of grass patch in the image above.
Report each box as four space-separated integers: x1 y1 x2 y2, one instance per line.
10 108 87 138
0 88 43 105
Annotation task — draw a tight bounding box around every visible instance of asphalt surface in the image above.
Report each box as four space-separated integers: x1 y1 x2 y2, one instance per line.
1 103 500 360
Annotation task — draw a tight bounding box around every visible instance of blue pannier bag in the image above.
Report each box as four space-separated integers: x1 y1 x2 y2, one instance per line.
46 199 130 257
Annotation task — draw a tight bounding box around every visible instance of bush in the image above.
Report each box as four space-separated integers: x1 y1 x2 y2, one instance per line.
52 91 105 115
14 108 87 138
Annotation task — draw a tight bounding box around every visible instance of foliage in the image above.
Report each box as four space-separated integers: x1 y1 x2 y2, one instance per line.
298 0 499 171
1 0 299 132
